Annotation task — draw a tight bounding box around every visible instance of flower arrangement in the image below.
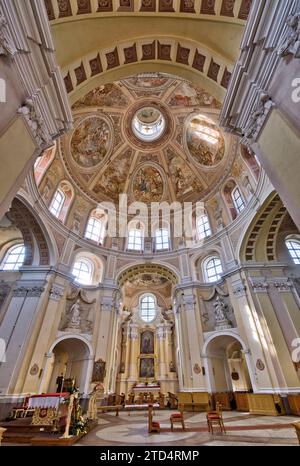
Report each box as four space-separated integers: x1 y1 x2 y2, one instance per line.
70 414 88 436
70 396 88 436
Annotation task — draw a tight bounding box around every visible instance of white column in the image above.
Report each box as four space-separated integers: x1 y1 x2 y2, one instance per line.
0 281 45 394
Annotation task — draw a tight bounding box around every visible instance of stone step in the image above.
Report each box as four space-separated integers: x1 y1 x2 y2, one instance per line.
3 432 34 444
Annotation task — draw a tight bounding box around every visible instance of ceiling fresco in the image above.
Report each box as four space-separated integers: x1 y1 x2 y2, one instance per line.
45 74 239 207
70 116 112 168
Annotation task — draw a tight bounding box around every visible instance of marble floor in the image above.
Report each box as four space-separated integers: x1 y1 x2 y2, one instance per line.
76 410 300 447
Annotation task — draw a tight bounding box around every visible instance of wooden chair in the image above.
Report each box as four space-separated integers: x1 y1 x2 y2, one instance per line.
294 421 300 445
206 402 226 435
158 392 165 409
127 393 134 404
170 403 185 431
148 405 160 433
167 392 178 409
147 393 154 404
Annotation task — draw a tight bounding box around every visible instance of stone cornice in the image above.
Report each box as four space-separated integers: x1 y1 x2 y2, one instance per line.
24 166 272 266
12 280 46 298
0 0 73 149
220 0 300 139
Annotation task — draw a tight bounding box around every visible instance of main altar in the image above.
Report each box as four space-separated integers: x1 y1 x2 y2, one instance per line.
132 383 161 394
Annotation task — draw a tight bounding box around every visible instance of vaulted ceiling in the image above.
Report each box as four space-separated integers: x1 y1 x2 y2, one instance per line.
44 0 252 103
55 76 239 206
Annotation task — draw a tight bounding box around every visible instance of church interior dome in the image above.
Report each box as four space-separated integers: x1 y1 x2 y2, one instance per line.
35 73 260 249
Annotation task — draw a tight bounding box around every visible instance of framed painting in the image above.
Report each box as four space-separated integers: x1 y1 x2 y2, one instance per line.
140 357 155 378
140 330 154 354
92 359 106 382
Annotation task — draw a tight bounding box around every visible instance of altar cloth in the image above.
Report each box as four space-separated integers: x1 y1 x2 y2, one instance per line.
28 393 69 409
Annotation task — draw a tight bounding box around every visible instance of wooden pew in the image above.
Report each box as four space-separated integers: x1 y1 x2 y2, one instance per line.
97 405 122 416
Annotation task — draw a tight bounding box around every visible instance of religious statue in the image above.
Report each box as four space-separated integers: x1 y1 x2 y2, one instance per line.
0 13 17 56
277 14 300 57
69 299 81 329
213 296 232 330
213 297 227 321
169 361 176 373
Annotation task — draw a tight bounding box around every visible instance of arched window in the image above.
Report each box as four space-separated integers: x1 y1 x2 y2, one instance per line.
128 227 144 251
140 294 157 323
34 144 56 186
232 187 245 214
1 244 26 271
197 214 212 240
72 259 93 285
49 189 65 218
240 145 260 180
286 240 300 265
155 228 169 251
85 215 106 244
204 256 223 283
49 181 74 223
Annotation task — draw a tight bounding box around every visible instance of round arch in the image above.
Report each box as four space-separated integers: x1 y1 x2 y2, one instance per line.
116 261 180 287
68 60 227 105
191 245 225 282
202 331 256 393
40 335 94 395
9 196 56 266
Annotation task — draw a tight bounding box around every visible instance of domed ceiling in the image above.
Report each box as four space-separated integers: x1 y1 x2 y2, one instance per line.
57 73 238 206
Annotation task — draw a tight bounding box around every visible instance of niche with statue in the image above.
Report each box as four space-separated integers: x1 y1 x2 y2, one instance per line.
59 289 95 334
200 288 237 333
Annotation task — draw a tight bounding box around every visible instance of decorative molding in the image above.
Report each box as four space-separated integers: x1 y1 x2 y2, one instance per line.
242 93 275 143
0 9 17 56
27 286 45 297
273 279 293 293
13 285 45 297
250 280 269 293
232 284 247 298
12 286 28 298
220 1 298 139
182 294 196 312
18 98 53 149
49 283 65 301
277 12 300 58
46 0 251 22
0 0 72 147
